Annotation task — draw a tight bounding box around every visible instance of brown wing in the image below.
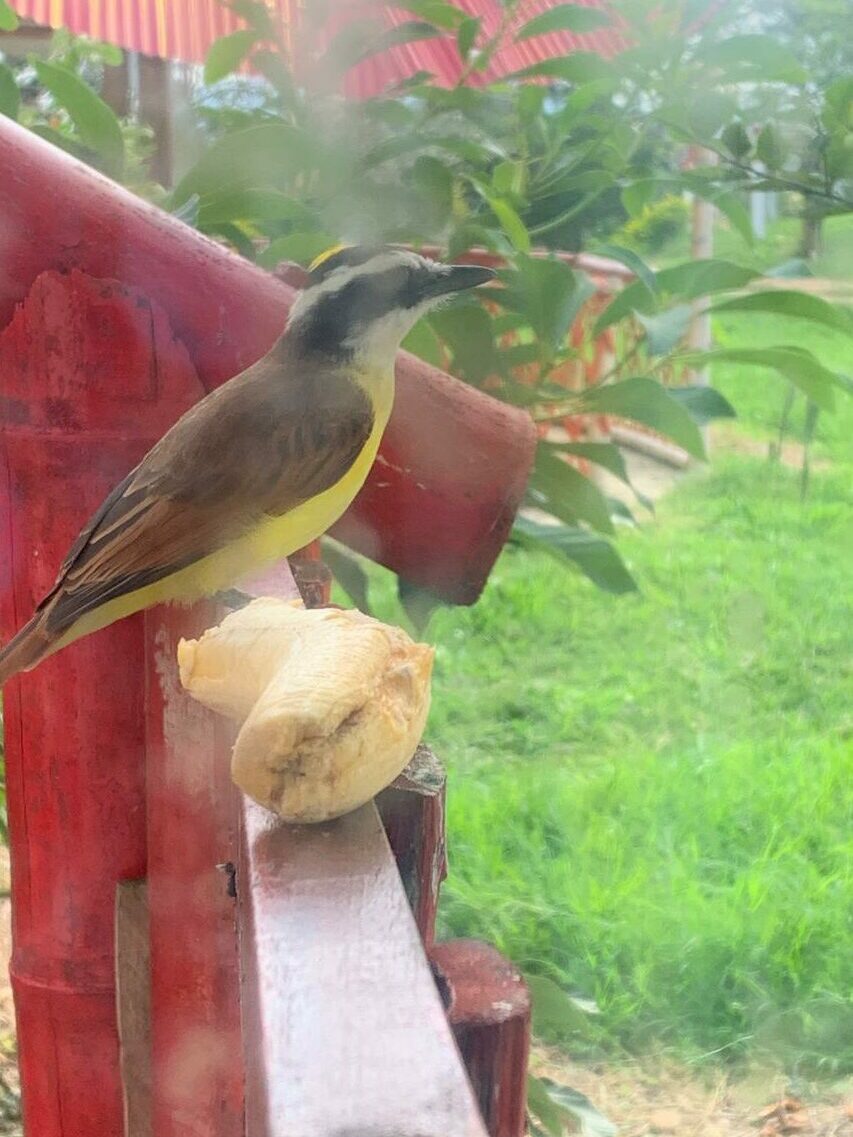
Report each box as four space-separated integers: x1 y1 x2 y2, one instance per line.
40 356 374 636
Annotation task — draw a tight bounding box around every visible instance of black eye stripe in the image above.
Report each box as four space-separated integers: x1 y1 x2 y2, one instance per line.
294 264 416 356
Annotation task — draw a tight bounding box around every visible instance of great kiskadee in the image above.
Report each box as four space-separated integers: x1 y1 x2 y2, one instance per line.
0 245 494 683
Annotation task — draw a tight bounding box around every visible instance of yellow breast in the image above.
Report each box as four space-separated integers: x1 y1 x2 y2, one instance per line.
60 368 394 648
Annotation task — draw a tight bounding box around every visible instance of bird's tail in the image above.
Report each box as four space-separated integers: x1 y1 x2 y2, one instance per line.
0 612 57 687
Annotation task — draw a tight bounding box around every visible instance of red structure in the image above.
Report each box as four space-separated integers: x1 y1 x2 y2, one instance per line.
10 0 619 87
0 116 535 1135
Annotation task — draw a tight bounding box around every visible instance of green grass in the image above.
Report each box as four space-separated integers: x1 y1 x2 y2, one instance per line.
353 315 853 1075
656 212 853 281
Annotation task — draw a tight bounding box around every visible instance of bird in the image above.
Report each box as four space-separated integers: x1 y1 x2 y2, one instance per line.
0 244 494 683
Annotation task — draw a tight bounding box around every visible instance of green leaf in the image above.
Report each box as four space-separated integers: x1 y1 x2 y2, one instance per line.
225 0 276 36
592 280 656 336
395 0 466 30
527 973 592 1036
539 1079 618 1137
655 260 760 300
428 303 496 383
707 190 753 246
398 578 443 633
756 123 784 170
170 123 316 207
402 318 445 368
687 91 737 140
532 448 614 535
204 29 258 84
508 52 614 85
593 243 657 296
0 0 19 32
0 61 19 121
578 376 706 458
197 188 317 227
327 19 442 71
710 291 853 338
516 3 609 39
171 193 200 226
636 304 693 356
500 255 592 359
488 197 530 252
34 60 124 177
666 386 736 425
205 221 256 260
412 154 453 215
681 348 845 412
721 120 751 160
457 15 481 62
257 231 338 268
513 516 637 594
492 160 523 195
321 538 372 614
554 78 617 128
696 35 807 84
252 49 298 104
766 258 812 279
527 1075 573 1137
548 441 630 484
29 123 92 162
620 177 678 217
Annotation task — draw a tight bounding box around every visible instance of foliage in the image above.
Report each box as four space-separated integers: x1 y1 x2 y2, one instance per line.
615 193 690 254
0 23 161 193
166 0 850 606
331 309 853 1073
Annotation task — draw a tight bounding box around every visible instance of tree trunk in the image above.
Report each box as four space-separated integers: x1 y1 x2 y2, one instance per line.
797 214 823 261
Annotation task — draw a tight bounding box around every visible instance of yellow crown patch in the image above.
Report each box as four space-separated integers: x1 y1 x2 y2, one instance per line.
308 243 351 272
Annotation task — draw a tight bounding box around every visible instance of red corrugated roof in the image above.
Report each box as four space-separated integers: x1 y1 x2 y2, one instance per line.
344 0 623 96
12 0 297 63
11 0 622 93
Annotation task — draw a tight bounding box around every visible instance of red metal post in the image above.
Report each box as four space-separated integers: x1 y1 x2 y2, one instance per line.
144 601 244 1137
0 271 207 1135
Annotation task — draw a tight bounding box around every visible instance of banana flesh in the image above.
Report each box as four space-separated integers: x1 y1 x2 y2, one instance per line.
177 597 434 823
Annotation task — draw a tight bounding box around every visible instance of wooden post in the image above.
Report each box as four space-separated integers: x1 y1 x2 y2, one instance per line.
376 745 447 947
430 941 531 1137
144 601 245 1137
686 146 716 391
137 54 173 186
0 270 205 1137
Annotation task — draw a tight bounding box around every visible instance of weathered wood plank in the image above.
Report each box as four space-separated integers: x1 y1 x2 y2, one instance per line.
376 744 447 946
238 797 489 1137
430 940 531 1137
115 881 151 1137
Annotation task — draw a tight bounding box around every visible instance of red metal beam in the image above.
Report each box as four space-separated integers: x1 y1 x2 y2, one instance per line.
0 116 535 605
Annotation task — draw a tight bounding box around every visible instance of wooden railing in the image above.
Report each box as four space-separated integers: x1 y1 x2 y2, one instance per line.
116 561 530 1137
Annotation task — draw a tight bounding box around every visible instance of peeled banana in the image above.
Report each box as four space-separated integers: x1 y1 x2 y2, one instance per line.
177 597 434 823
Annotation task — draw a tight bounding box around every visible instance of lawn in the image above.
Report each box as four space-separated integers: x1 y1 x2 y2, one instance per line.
656 211 853 282
357 308 853 1075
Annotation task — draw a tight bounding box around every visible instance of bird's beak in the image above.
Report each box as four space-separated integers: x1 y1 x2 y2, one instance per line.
423 263 496 300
